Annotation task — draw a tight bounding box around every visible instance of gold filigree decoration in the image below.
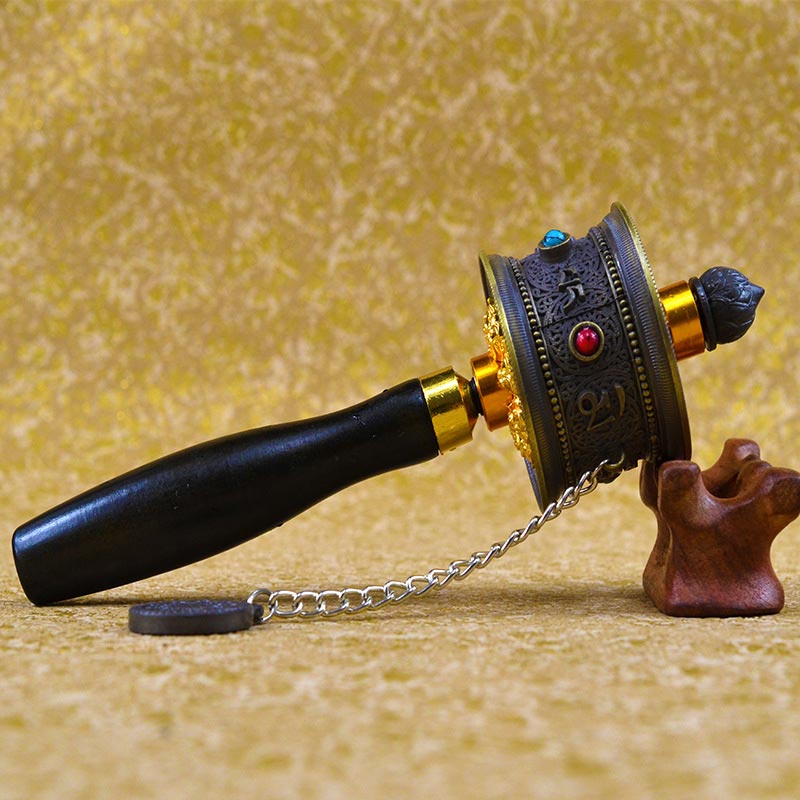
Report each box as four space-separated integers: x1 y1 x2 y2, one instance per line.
483 301 532 460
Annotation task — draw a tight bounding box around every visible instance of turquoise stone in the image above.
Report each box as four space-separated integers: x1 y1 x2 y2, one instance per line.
541 229 569 248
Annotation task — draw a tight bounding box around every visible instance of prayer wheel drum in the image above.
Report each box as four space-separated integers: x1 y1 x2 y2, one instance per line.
480 202 690 507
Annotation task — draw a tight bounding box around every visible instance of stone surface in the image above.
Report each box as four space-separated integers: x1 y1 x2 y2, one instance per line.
541 229 569 247
574 324 601 357
1 2 800 799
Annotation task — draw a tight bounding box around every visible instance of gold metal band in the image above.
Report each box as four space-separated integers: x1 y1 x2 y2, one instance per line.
420 367 478 453
658 280 706 360
480 296 533 460
469 352 511 431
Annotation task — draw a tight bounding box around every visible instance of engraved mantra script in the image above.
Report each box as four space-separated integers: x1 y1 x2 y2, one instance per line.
558 268 585 310
578 385 626 431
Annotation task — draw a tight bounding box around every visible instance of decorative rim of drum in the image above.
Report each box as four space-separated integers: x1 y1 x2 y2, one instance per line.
600 202 691 465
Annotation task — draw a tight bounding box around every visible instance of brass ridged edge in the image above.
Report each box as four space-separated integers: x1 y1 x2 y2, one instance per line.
607 202 691 461
483 299 532 459
508 257 574 483
593 228 660 460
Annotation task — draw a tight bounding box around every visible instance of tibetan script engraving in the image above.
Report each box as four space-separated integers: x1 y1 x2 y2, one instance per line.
558 268 585 311
577 385 626 432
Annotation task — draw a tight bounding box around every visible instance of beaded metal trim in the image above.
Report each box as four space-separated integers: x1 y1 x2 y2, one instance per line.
508 257 573 482
591 228 661 461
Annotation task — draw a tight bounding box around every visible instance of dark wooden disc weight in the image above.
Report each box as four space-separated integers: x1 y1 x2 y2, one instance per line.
640 439 800 617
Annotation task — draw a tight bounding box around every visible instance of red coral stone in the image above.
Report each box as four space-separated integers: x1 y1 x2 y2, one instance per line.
574 326 600 357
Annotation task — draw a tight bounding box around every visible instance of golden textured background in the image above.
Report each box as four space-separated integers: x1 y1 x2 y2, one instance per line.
2 1 799 798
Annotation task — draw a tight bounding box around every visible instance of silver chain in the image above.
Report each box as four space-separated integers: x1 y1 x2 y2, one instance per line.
247 455 624 624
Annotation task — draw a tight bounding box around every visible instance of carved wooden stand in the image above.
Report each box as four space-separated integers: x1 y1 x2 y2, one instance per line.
641 439 800 617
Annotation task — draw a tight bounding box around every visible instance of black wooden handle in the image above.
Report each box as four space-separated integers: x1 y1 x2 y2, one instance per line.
13 379 439 605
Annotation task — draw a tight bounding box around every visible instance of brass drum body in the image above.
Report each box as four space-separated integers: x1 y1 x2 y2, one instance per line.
481 203 690 508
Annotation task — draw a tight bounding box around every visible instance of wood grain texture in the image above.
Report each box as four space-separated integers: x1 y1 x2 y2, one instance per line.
642 439 800 617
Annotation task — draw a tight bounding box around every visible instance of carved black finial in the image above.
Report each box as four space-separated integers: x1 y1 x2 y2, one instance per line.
689 268 764 351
